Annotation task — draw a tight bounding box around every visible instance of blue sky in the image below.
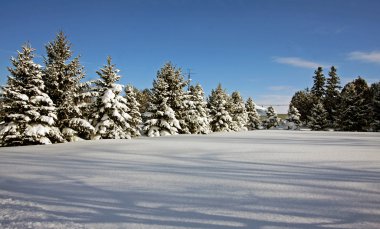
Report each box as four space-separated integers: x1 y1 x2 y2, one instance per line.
1 0 379 113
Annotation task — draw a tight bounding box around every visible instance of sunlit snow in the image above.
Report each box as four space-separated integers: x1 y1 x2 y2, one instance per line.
1 130 380 228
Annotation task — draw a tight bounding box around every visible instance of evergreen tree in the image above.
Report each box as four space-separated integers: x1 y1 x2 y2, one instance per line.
287 104 301 130
370 82 380 131
264 106 280 129
90 57 133 139
245 97 261 130
0 91 4 124
182 84 211 134
143 98 181 137
290 88 316 123
311 67 326 100
142 65 182 137
307 101 329 131
0 44 64 146
337 77 371 131
136 88 152 114
207 84 233 132
43 31 94 141
229 91 248 131
324 66 341 127
148 62 188 132
124 85 142 137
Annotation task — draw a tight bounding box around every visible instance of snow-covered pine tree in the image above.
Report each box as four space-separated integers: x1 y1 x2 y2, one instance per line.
146 62 188 133
311 67 326 100
0 91 4 124
135 88 152 114
143 98 181 137
0 44 64 146
370 82 380 131
207 84 233 132
290 88 316 124
245 97 261 130
336 77 371 131
307 102 329 131
142 67 182 137
182 84 211 134
43 31 94 141
90 57 133 139
287 104 301 130
229 91 248 131
264 106 280 129
324 66 341 127
124 85 142 137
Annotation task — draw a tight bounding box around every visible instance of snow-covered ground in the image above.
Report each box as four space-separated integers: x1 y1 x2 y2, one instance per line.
1 130 380 229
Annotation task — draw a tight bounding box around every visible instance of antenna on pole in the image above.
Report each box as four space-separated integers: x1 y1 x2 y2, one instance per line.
186 68 196 91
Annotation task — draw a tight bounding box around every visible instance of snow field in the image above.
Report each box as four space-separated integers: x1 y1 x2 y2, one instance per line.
1 130 380 228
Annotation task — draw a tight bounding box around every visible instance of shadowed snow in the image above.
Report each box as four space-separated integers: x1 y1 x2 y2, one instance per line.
1 130 380 228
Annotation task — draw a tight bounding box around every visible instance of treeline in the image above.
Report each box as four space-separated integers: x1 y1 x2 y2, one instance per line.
0 32 267 147
290 66 380 131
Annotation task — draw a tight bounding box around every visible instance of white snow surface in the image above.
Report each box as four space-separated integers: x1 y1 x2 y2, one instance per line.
1 130 380 229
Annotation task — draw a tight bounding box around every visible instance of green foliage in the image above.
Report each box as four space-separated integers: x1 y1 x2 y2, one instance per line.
208 84 233 132
245 97 261 130
337 77 371 131
307 102 329 131
324 66 341 127
311 67 325 100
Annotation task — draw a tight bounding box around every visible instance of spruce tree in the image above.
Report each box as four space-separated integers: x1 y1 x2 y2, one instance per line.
124 85 142 137
370 82 380 131
90 57 133 139
337 77 371 131
143 98 181 137
0 44 64 146
43 31 94 141
264 106 280 129
142 66 182 137
287 104 301 130
148 62 188 132
182 84 211 134
290 88 316 123
229 91 248 131
207 84 233 132
324 66 341 127
307 102 329 131
136 88 152 114
245 97 261 130
311 67 326 100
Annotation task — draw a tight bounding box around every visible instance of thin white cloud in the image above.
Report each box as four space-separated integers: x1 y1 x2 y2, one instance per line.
268 86 294 91
273 57 324 69
348 51 380 64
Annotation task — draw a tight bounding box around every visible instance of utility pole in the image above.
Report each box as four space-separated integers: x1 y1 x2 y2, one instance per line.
186 68 196 91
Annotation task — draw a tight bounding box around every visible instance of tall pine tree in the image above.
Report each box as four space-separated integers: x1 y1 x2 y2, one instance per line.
264 106 280 129
0 44 64 146
370 82 380 131
337 77 371 131
290 88 316 124
142 64 182 137
208 84 233 132
229 91 248 131
324 66 341 127
182 84 211 134
307 102 329 131
311 67 325 100
90 57 134 139
43 31 94 141
245 97 261 130
287 104 301 130
124 85 142 137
